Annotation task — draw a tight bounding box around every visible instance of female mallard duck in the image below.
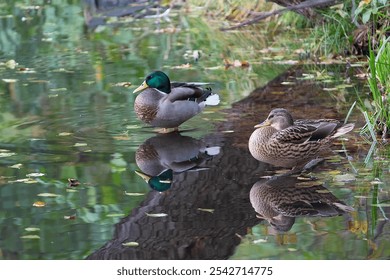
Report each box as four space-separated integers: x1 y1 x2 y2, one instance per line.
248 108 355 169
133 71 220 131
250 175 354 232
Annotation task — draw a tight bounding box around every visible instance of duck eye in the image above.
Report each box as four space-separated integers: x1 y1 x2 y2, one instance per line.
146 75 152 80
268 114 274 119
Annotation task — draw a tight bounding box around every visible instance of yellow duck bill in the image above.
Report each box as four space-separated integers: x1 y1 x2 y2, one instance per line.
133 81 149 93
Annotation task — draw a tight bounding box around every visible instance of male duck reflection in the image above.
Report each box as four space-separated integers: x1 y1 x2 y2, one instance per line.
135 132 220 192
249 176 354 232
133 71 220 132
248 108 355 171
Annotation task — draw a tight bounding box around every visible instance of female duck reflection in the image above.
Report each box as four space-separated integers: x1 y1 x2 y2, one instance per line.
249 175 354 232
135 132 220 192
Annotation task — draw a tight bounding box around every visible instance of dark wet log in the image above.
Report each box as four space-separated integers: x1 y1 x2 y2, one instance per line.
269 0 339 19
221 0 342 31
83 0 162 29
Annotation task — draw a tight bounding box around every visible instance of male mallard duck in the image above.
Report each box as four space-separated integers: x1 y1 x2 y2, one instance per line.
250 175 354 232
248 108 355 169
135 132 220 191
133 71 220 131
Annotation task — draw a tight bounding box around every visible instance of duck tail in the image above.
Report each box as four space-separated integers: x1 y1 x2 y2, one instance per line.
332 123 355 138
205 93 220 106
202 146 221 156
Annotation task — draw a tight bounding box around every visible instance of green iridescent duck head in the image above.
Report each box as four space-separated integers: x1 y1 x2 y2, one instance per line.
135 169 173 192
133 71 171 94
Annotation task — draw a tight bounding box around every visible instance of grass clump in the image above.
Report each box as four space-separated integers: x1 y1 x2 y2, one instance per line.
360 37 390 141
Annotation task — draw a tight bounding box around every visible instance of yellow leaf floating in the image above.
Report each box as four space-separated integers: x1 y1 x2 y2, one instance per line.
122 242 139 247
26 173 45 177
124 191 145 196
9 178 37 184
33 201 46 207
58 132 73 136
197 208 215 214
21 235 40 239
9 163 23 169
73 143 88 147
145 213 168 218
37 193 60 197
25 227 40 232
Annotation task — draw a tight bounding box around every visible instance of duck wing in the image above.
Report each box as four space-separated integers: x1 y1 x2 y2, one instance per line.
168 83 213 103
274 122 339 144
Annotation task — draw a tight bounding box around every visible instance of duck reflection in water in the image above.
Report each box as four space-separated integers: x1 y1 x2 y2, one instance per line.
135 132 220 192
248 108 355 172
249 175 354 232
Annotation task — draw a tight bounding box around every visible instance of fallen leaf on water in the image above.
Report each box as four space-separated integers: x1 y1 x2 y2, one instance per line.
25 227 40 232
145 212 168 218
9 163 23 169
37 193 60 197
328 170 342 175
122 242 139 247
224 59 250 69
21 235 40 239
73 142 87 147
253 239 267 244
112 82 132 87
106 213 125 217
18 67 36 73
0 151 16 157
370 180 384 185
124 191 145 196
171 63 191 69
274 60 299 65
5 59 17 69
64 215 76 220
197 208 215 213
2 79 18 83
68 178 80 187
323 87 338 91
113 135 131 141
33 201 46 207
26 172 45 177
58 132 72 136
50 87 67 92
9 178 37 184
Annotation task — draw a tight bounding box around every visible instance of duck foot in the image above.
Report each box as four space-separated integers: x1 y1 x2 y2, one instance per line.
154 127 179 134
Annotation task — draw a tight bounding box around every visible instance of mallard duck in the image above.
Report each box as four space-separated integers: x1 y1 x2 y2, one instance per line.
135 169 173 192
135 132 220 191
248 108 355 169
250 176 354 232
133 71 220 131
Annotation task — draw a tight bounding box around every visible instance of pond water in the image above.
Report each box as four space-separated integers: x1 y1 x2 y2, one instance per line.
0 0 389 260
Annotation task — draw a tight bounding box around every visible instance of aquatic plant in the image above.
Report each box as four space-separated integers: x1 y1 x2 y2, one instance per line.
360 37 390 141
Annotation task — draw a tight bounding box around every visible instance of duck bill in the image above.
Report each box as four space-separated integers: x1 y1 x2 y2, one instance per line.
254 119 271 128
133 81 149 93
135 170 151 182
